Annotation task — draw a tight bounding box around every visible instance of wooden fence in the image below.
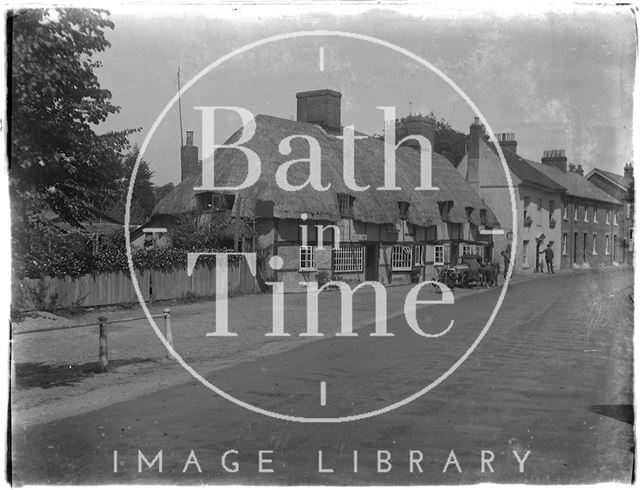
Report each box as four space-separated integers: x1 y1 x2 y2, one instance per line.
14 261 260 311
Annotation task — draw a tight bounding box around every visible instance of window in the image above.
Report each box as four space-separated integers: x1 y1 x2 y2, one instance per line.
562 233 568 256
563 202 568 220
338 194 354 218
480 209 487 225
626 203 632 219
584 205 589 222
523 240 530 266
606 210 611 224
549 200 555 226
434 245 444 265
592 234 597 255
333 244 364 272
574 204 579 221
299 246 316 271
414 244 425 266
392 245 413 271
613 211 618 226
592 206 597 223
461 244 475 256
605 235 610 255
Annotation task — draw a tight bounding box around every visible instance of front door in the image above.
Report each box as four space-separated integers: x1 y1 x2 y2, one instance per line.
365 244 379 281
573 232 578 265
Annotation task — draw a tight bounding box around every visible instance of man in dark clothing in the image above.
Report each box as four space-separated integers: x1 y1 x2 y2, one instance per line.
540 244 554 273
501 243 512 279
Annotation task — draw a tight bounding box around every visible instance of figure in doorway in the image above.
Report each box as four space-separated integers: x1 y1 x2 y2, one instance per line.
539 243 555 274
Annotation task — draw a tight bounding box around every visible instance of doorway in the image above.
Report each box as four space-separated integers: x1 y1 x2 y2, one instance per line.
365 244 379 281
573 232 578 265
583 233 587 263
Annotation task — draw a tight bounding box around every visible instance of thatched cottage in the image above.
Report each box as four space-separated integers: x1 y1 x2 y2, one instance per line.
152 89 500 290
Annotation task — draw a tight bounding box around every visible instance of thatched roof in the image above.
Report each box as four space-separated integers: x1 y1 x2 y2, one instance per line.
154 115 500 228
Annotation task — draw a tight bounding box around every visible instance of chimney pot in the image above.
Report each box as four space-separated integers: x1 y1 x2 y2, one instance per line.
497 132 517 154
624 163 634 179
542 149 567 172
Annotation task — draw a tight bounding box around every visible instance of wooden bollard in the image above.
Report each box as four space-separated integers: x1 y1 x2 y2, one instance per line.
98 316 108 372
163 308 173 358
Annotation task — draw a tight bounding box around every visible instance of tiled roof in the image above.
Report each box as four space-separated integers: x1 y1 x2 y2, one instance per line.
588 168 633 190
484 141 565 192
528 162 622 205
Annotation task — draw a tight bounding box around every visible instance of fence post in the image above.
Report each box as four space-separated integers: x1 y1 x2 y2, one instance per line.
163 308 173 358
98 316 108 372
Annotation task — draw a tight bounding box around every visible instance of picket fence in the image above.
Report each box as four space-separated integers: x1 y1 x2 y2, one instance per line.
15 261 261 311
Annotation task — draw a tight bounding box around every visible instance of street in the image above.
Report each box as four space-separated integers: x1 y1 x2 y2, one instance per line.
11 269 634 484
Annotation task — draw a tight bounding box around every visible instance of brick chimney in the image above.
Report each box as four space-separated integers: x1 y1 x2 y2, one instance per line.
296 89 342 132
181 130 199 182
542 149 567 173
624 163 634 179
496 132 517 154
465 117 484 192
395 114 435 150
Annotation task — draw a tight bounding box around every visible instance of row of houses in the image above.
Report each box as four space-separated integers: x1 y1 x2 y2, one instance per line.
145 89 501 290
457 118 633 273
140 88 633 288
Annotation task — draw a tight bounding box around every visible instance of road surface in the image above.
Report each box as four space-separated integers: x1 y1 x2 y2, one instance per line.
11 269 634 484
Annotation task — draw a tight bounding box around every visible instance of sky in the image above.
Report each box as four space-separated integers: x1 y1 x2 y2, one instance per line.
93 4 637 186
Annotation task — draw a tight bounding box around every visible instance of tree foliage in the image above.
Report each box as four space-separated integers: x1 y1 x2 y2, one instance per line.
106 147 156 224
10 8 136 228
377 112 468 166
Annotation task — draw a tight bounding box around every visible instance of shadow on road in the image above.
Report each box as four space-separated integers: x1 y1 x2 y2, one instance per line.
589 404 634 425
13 358 160 389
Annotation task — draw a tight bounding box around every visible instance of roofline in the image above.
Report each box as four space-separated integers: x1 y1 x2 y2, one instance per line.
585 168 629 191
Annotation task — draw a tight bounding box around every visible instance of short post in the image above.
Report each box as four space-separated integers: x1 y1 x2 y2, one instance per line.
98 316 108 372
163 308 174 358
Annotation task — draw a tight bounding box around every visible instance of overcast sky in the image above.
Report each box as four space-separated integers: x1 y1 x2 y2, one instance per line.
94 4 636 185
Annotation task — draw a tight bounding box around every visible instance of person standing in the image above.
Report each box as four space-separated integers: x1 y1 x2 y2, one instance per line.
539 243 555 273
501 243 512 279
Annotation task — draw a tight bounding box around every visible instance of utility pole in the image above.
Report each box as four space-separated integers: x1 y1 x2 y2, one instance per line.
177 66 184 146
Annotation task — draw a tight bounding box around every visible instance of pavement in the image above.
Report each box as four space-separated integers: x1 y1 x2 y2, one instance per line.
10 267 634 484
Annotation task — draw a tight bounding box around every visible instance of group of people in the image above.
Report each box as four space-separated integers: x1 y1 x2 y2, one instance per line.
500 242 555 275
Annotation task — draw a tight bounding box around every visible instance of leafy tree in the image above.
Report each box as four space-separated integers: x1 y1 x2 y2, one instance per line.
377 112 468 166
106 147 156 224
10 8 136 229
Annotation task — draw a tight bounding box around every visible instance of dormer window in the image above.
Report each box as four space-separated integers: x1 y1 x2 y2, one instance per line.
480 209 487 226
338 193 354 218
438 200 453 221
465 207 474 221
398 201 410 221
197 192 234 212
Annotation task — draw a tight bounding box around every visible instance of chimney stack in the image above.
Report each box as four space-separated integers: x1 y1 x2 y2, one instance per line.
465 117 484 192
496 132 517 154
624 163 634 179
181 130 199 182
395 114 436 151
574 164 584 177
296 89 342 133
541 149 567 173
